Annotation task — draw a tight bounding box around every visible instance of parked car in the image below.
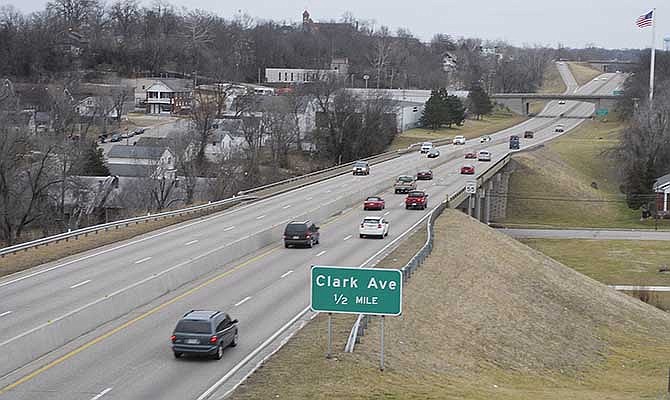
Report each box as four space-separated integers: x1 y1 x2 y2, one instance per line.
509 135 520 150
464 151 476 159
427 148 440 158
98 134 108 143
352 160 370 175
453 135 466 145
555 124 565 133
416 169 433 180
359 216 389 239
420 142 434 153
363 196 385 211
480 135 492 143
477 150 492 162
171 310 238 360
405 191 429 210
394 175 417 194
110 133 122 142
523 130 534 138
283 220 320 248
133 127 146 135
460 164 475 175
120 131 134 139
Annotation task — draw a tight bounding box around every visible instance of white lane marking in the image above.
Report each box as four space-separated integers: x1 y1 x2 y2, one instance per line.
185 240 199 246
343 235 352 241
256 215 266 220
70 280 91 289
306 197 313 201
90 387 112 400
280 270 294 278
316 250 327 257
399 202 405 206
224 226 235 231
234 296 251 307
0 311 12 318
384 211 390 216
134 257 152 264
326 190 332 193
282 204 292 209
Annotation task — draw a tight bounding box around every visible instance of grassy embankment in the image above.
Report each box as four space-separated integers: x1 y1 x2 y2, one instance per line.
231 210 670 400
568 62 603 86
528 62 569 114
389 108 526 151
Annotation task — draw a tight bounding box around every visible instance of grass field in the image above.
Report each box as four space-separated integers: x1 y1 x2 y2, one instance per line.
568 62 602 86
501 119 670 229
389 109 526 150
231 210 670 400
529 62 569 114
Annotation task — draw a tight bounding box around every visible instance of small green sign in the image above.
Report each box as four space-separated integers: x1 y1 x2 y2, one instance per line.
596 108 609 116
310 266 403 316
613 90 624 96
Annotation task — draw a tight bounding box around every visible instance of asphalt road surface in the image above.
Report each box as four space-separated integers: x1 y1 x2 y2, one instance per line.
0 66 625 400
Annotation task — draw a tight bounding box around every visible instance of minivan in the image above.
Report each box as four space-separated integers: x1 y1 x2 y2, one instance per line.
171 310 238 360
284 220 320 248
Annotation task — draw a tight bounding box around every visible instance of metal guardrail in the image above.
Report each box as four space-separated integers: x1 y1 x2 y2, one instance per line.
345 200 448 352
0 195 256 258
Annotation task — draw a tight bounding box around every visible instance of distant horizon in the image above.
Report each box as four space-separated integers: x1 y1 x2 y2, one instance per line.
6 0 670 50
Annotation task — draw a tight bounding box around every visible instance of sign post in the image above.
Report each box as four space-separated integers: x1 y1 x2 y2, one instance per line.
310 266 403 367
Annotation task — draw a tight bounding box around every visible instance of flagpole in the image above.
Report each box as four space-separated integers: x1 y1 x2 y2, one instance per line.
650 8 656 106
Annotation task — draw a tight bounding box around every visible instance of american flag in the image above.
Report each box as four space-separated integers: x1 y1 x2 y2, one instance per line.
636 10 653 28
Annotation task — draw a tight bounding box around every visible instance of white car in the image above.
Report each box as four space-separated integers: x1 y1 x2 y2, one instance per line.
480 135 491 143
555 124 565 133
420 142 434 153
359 216 389 239
477 150 492 162
558 100 566 105
453 135 466 145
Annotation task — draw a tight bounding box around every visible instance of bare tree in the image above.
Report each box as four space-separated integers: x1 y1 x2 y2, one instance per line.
263 99 297 169
240 115 264 185
189 90 218 169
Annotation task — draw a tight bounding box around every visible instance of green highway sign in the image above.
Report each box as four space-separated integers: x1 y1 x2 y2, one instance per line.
310 266 402 316
613 90 624 96
595 108 609 116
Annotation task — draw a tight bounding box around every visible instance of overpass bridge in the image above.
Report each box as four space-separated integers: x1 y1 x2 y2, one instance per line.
491 93 622 116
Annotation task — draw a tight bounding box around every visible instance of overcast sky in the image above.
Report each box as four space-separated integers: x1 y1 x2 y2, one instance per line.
8 0 670 49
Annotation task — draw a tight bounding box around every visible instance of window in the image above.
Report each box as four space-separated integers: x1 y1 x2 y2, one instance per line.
216 315 231 331
290 72 294 81
175 320 211 334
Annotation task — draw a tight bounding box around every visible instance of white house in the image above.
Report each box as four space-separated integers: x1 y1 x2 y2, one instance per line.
654 173 670 214
75 96 119 119
145 79 193 114
265 59 348 84
107 145 175 178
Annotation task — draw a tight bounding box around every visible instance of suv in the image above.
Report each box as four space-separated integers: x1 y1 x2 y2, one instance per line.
171 310 238 360
352 160 370 175
523 130 534 139
284 220 320 248
405 191 429 210
394 175 417 194
420 142 434 153
453 135 466 145
509 135 520 150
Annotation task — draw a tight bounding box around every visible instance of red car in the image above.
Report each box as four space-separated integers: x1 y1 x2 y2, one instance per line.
405 191 429 210
416 169 433 180
464 152 476 159
363 196 385 210
460 164 475 175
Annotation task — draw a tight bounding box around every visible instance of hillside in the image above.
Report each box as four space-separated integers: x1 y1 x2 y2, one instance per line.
231 210 670 399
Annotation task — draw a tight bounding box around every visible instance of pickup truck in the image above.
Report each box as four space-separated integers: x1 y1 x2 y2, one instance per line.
394 175 417 194
405 191 429 210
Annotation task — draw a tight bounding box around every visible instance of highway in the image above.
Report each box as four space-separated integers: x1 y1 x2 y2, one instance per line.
500 228 670 241
0 65 625 399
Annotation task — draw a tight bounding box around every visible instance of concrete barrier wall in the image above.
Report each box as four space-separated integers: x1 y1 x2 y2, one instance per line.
0 170 405 377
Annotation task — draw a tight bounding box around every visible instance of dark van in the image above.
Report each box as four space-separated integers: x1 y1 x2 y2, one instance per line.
283 220 320 248
509 135 520 150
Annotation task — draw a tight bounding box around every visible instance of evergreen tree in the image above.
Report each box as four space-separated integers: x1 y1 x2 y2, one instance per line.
420 90 444 130
445 95 466 127
79 142 110 176
468 85 493 120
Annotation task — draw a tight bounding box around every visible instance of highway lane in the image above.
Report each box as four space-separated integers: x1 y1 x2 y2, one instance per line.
500 228 670 241
0 69 628 398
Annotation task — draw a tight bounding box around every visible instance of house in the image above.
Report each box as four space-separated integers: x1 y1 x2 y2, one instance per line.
654 173 670 214
56 28 89 57
265 58 348 84
106 164 156 178
145 79 193 114
75 96 119 119
442 52 457 73
106 145 176 177
201 119 247 161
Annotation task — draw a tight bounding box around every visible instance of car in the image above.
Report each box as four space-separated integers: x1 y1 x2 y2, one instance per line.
363 196 385 211
394 175 417 194
283 220 320 248
171 310 238 360
427 148 440 158
359 216 389 238
460 164 475 175
405 191 429 210
509 135 520 150
110 133 122 142
558 100 566 105
477 150 492 162
416 169 433 180
464 151 476 159
480 135 492 143
352 160 370 175
555 124 565 133
98 134 108 143
120 131 134 139
523 130 534 139
132 127 146 135
616 70 622 74
420 142 434 153
453 135 466 145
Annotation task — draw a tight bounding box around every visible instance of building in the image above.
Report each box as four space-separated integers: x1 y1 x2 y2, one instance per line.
145 79 193 114
75 96 119 119
106 145 175 178
654 173 670 215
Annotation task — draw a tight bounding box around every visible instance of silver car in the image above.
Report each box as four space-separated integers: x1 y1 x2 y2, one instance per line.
477 150 492 162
